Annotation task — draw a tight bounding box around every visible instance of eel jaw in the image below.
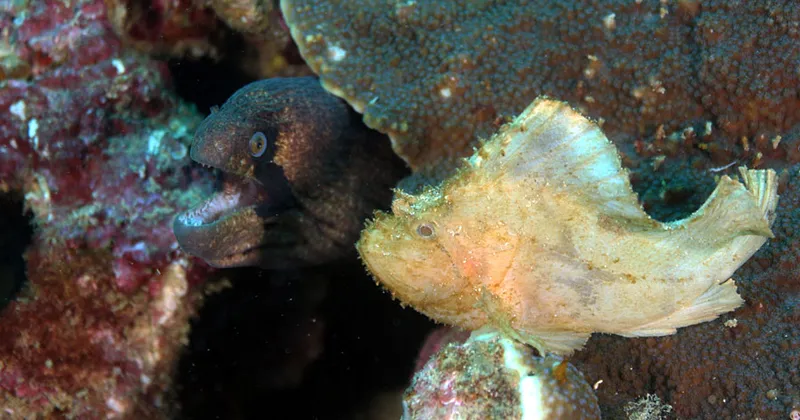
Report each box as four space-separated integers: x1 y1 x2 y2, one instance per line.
173 174 272 268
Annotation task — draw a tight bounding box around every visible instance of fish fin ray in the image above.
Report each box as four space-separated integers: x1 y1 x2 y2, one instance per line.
476 287 590 355
620 279 744 337
474 97 654 225
739 166 780 225
521 330 592 356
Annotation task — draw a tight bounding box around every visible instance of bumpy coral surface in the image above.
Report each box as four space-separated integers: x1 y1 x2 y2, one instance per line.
282 0 800 178
0 0 212 416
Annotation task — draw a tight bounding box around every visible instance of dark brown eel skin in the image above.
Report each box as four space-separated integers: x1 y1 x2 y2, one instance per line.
173 77 408 269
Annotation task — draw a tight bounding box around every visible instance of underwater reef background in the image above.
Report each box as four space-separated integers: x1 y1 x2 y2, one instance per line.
0 0 798 418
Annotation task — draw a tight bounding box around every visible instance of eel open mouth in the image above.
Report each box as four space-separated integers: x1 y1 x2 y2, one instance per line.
176 174 266 228
173 172 272 267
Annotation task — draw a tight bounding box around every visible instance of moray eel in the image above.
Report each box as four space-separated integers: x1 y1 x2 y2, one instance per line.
174 77 407 269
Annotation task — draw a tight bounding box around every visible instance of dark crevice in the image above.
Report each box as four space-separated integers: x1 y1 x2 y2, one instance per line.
168 29 434 418
176 262 434 419
167 34 255 116
0 191 34 311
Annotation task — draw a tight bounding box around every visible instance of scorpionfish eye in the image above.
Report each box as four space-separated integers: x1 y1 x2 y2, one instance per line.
416 223 435 238
249 131 268 157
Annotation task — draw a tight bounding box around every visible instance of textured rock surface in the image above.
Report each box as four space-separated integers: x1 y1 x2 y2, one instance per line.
0 0 213 416
406 331 600 419
106 0 221 57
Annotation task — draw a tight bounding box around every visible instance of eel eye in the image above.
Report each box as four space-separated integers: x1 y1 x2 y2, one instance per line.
416 223 435 239
249 131 268 157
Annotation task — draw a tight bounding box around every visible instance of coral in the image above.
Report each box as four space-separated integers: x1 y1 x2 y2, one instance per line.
206 0 274 35
201 0 310 78
0 0 212 416
106 0 223 57
623 394 673 420
105 0 307 79
405 331 600 419
281 0 800 179
413 327 470 372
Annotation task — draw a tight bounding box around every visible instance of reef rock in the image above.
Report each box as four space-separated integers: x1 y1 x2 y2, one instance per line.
0 0 212 417
406 330 600 419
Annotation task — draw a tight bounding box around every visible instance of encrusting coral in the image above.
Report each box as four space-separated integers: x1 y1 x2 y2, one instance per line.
281 0 800 179
358 97 778 355
0 0 214 416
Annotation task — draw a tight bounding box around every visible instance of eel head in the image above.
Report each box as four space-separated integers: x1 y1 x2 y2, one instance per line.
173 77 367 268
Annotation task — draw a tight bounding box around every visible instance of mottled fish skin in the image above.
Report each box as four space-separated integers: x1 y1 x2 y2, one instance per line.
174 77 407 269
358 97 778 355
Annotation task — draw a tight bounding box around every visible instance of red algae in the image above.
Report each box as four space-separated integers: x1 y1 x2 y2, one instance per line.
0 0 214 416
105 0 222 58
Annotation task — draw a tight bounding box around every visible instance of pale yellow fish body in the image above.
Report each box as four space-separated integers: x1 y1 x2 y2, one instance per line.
357 98 779 355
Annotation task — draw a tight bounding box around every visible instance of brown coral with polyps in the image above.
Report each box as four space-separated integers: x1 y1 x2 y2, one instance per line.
281 0 800 178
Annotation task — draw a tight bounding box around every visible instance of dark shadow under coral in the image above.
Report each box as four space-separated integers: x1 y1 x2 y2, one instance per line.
176 261 435 419
0 191 34 311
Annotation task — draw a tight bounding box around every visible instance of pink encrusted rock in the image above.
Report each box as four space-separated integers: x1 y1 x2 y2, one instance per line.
412 327 470 372
0 0 214 417
105 0 222 58
406 331 600 419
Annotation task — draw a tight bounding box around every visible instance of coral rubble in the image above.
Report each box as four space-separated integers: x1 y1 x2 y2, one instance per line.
406 331 600 419
0 0 212 416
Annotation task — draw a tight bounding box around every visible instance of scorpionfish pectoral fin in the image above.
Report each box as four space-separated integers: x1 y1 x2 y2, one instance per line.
475 287 592 355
